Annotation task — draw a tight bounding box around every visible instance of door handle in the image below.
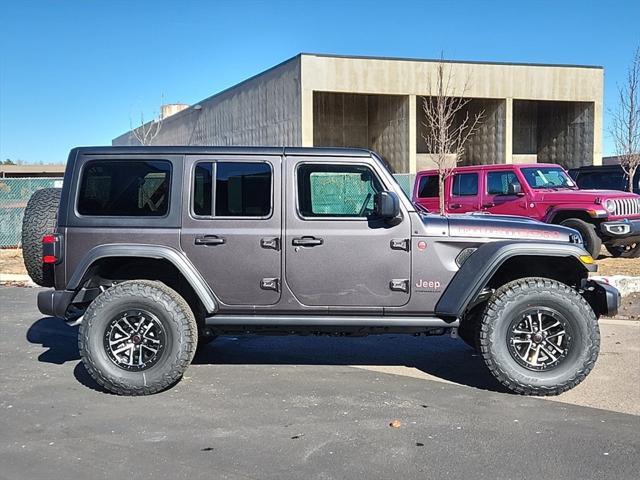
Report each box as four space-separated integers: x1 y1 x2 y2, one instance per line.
292 236 323 247
195 235 225 246
482 203 495 208
450 203 462 209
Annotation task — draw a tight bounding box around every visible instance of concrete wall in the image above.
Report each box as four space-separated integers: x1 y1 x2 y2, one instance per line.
313 92 409 172
113 57 302 147
300 54 603 171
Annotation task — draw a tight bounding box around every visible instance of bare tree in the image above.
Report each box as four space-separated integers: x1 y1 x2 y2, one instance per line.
610 47 640 192
421 55 484 214
130 99 164 146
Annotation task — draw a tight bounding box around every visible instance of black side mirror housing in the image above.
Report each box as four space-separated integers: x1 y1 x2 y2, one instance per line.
507 182 523 196
374 191 400 218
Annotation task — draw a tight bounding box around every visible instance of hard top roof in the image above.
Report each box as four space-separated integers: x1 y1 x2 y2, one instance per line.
73 146 373 158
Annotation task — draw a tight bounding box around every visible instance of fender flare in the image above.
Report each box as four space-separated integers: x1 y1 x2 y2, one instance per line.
544 206 603 223
67 244 218 313
434 240 593 319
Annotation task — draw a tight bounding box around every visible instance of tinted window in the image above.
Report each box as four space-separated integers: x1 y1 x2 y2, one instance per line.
297 164 382 217
78 160 171 216
193 163 213 216
487 171 521 195
452 173 478 196
417 175 439 198
215 162 271 217
193 162 272 217
575 171 627 191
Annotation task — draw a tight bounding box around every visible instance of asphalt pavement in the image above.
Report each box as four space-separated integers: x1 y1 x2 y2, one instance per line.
0 287 638 480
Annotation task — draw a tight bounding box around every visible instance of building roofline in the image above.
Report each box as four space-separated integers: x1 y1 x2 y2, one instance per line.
299 52 604 70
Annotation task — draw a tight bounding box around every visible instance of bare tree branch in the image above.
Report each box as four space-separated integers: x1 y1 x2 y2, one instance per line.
610 47 640 192
129 96 165 146
421 54 485 214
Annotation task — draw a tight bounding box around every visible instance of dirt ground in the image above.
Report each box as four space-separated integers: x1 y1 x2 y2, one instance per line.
2 246 640 277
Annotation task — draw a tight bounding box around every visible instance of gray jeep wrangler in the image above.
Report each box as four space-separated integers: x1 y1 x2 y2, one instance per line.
25 146 619 396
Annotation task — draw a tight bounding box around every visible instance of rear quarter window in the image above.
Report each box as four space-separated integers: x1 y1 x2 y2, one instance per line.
77 160 171 216
417 175 439 198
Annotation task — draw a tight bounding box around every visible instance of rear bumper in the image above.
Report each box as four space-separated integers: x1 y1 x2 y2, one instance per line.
38 289 74 318
582 280 621 318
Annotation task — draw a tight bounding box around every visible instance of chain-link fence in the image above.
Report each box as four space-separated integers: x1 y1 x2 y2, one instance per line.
0 178 62 248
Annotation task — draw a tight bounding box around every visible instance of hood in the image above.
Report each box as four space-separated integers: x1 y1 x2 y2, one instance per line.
537 189 639 202
444 213 576 243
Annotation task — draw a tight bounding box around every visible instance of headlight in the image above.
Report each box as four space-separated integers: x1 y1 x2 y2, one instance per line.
604 199 617 214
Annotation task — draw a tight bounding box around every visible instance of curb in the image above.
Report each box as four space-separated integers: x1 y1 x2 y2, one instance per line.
591 275 640 297
0 273 36 286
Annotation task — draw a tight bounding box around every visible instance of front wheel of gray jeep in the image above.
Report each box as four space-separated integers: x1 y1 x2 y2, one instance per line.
479 278 600 396
79 280 197 395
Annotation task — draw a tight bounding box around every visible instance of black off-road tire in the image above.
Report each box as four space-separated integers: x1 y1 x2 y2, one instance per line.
21 188 61 286
605 243 640 259
79 280 197 395
479 277 600 396
560 218 601 258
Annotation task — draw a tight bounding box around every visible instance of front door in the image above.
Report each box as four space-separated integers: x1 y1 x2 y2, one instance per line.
483 169 528 215
180 155 282 306
284 158 412 307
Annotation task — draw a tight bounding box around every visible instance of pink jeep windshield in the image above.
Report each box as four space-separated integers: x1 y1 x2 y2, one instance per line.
520 167 577 190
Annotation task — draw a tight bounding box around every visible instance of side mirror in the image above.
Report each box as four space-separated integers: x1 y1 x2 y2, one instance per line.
374 191 400 218
507 182 523 196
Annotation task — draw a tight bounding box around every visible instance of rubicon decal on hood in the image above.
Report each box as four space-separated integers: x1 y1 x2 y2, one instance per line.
450 225 563 240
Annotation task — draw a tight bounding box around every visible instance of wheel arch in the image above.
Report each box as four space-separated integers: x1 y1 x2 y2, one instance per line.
546 208 596 224
435 241 593 320
68 244 218 314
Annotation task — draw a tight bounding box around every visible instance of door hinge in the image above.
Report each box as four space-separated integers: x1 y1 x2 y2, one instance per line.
390 238 410 251
260 237 280 251
260 278 280 292
389 279 409 293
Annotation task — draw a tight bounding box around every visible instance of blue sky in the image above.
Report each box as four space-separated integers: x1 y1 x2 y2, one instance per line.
1 0 639 163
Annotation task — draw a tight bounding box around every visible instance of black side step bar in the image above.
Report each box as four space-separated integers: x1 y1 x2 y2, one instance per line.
205 315 458 328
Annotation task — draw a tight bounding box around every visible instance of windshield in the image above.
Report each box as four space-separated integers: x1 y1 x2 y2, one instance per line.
521 167 577 190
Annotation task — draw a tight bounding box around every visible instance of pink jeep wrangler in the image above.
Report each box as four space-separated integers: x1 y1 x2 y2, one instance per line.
413 163 640 258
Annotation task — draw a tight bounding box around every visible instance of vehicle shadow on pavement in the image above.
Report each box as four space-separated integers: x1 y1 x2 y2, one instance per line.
26 316 108 392
26 317 80 364
194 334 508 393
25 317 506 393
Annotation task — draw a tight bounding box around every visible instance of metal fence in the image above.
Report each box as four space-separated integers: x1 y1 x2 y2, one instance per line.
0 178 62 248
0 173 416 249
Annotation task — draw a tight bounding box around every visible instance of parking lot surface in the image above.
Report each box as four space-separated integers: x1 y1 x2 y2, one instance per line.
1 287 639 480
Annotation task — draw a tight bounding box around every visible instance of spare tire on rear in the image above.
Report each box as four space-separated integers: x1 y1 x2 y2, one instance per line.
21 188 61 287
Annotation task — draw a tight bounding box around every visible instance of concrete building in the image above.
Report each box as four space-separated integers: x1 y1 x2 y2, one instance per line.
113 53 604 173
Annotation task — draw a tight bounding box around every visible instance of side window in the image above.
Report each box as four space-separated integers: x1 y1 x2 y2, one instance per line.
452 173 478 196
78 160 171 216
192 161 272 217
487 171 521 195
297 164 382 217
417 175 439 198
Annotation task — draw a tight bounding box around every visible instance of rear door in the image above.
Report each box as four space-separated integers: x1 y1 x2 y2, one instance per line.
284 157 412 308
482 169 528 215
448 172 480 213
413 173 439 211
180 155 282 306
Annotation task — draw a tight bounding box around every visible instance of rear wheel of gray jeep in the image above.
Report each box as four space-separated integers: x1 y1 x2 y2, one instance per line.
79 280 197 395
21 188 61 287
605 242 640 258
479 278 600 396
559 218 601 258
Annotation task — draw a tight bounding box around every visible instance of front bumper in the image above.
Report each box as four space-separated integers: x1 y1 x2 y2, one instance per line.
582 280 621 318
601 218 640 238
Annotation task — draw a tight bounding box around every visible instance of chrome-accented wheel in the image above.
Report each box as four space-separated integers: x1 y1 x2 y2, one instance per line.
507 308 572 371
104 310 166 371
